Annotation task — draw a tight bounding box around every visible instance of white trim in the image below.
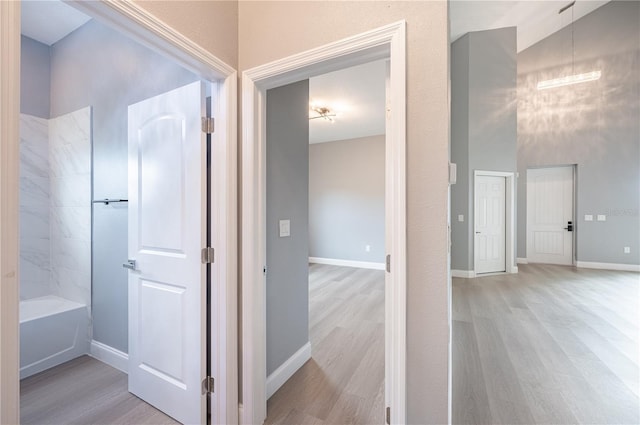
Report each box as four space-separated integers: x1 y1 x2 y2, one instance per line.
309 257 385 270
266 342 311 400
451 270 476 278
0 1 20 422
576 261 640 272
3 2 238 424
517 257 528 264
241 21 407 425
90 340 129 374
473 171 517 275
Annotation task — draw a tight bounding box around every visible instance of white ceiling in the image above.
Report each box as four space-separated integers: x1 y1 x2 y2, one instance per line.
21 0 91 46
309 60 386 145
450 0 610 52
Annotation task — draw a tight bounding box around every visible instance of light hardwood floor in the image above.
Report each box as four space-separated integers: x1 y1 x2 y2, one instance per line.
20 355 179 425
453 263 640 425
265 264 385 425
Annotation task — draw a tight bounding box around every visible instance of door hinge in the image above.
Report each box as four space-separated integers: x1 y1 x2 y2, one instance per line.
386 406 391 424
201 247 215 264
202 376 214 394
263 266 267 276
201 117 215 134
386 254 391 273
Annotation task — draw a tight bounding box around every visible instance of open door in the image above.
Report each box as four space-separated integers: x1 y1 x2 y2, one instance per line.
127 81 207 424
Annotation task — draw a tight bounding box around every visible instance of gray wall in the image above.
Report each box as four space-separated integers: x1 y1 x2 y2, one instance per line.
309 135 385 263
20 36 50 118
518 1 640 265
50 20 198 352
450 27 518 271
266 80 310 376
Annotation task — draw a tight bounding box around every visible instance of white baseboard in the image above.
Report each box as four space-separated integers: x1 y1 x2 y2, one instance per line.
451 269 476 278
266 342 311 400
576 261 640 272
309 257 385 270
90 340 128 374
516 258 528 264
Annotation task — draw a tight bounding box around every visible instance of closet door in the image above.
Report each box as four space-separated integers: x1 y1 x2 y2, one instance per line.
127 81 206 425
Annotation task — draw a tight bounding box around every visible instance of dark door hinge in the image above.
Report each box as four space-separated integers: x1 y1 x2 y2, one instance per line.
201 247 215 264
386 406 391 424
201 117 215 134
202 376 214 394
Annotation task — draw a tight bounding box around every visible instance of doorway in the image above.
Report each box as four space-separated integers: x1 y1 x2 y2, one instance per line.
473 170 517 276
241 21 407 425
526 165 575 265
1 2 237 424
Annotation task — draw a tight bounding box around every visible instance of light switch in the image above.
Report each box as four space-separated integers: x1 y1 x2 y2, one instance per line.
597 214 606 222
279 219 290 237
458 214 464 222
584 214 593 221
624 247 631 254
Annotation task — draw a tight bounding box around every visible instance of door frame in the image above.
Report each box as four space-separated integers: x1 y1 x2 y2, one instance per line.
473 170 517 276
525 165 576 266
241 21 407 425
0 2 238 424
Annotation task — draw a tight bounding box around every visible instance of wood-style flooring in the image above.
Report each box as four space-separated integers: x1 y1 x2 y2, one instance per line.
20 355 179 425
453 263 640 425
265 264 385 425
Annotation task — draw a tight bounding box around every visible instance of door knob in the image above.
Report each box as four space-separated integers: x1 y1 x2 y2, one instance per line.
563 221 573 232
123 259 137 270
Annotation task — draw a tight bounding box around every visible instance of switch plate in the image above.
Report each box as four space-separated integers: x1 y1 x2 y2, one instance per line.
365 245 371 252
584 214 593 221
458 214 464 222
279 220 290 237
624 247 631 254
597 214 606 222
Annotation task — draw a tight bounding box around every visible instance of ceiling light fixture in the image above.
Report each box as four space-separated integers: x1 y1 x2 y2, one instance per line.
309 106 336 122
536 1 602 91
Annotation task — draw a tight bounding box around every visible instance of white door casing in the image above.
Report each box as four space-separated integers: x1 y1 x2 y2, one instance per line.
527 166 574 265
475 175 506 274
241 21 407 425
128 81 206 425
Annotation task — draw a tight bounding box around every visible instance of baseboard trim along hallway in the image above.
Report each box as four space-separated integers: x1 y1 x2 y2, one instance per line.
309 257 385 270
266 342 312 399
576 261 640 272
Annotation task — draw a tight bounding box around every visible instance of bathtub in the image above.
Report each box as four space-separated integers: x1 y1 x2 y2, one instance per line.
20 295 90 379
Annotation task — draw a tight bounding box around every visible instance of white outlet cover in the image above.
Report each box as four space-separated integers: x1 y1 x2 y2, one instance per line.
624 247 631 254
279 219 290 237
597 214 606 221
584 214 593 221
458 214 464 222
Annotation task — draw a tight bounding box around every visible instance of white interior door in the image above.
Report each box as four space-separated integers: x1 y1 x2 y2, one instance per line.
527 166 574 265
475 175 506 274
128 81 206 425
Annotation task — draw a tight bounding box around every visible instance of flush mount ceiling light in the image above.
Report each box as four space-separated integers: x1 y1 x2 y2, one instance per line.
536 1 602 91
309 105 336 122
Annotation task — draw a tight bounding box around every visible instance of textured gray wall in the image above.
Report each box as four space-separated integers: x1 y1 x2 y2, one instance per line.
450 27 517 271
50 20 198 352
518 1 640 265
309 135 385 263
266 80 310 376
20 36 50 119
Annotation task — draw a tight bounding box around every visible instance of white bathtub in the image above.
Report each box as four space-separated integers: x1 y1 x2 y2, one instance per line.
20 295 90 379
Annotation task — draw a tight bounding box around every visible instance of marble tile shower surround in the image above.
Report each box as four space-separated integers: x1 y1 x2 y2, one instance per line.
49 107 92 308
19 114 50 300
19 107 92 308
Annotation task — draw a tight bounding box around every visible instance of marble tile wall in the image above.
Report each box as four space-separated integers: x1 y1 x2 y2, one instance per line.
19 114 50 300
49 107 92 308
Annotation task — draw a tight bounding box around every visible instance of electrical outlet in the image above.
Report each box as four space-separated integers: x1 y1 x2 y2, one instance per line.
597 214 606 221
624 247 631 254
458 214 464 222
584 214 593 221
365 245 371 252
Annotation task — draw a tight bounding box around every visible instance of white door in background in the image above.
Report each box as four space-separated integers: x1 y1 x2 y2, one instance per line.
475 175 506 274
128 81 207 424
527 166 574 265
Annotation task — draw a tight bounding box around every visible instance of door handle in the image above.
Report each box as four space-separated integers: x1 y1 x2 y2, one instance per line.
123 259 137 270
563 221 573 232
